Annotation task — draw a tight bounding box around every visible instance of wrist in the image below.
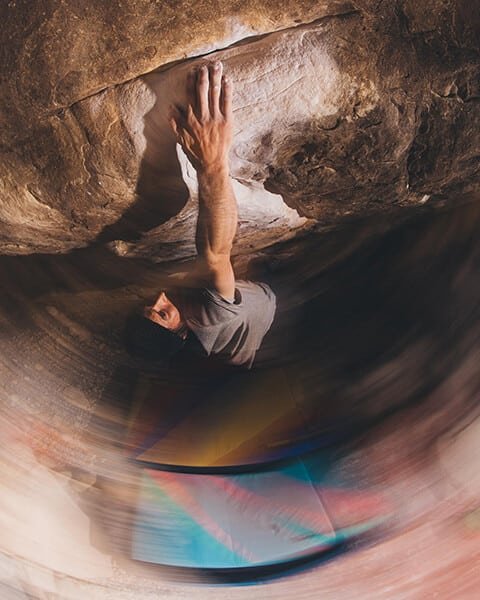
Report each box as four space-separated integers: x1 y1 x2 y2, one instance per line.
197 161 229 178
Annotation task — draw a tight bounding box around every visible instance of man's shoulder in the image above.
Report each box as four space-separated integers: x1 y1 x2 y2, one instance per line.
239 280 276 297
204 281 275 310
182 280 276 324
235 280 277 308
182 286 242 328
182 281 276 368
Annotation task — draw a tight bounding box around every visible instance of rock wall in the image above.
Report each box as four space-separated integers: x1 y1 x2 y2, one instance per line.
0 0 478 257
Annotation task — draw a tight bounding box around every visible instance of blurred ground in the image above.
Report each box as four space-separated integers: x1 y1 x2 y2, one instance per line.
0 198 479 597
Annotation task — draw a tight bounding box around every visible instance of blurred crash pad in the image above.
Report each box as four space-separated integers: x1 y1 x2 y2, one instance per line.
131 452 389 569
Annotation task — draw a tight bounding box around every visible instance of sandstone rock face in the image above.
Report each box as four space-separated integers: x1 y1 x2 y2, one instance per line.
0 0 478 257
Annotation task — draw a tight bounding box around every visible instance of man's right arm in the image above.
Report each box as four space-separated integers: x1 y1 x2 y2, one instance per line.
170 61 237 301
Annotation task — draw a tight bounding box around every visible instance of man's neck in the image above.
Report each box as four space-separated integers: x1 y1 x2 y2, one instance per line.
174 321 189 340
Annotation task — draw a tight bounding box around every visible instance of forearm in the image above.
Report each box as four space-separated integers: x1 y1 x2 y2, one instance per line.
169 60 236 297
195 164 238 261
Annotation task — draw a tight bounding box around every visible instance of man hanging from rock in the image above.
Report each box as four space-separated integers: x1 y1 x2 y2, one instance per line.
125 61 277 368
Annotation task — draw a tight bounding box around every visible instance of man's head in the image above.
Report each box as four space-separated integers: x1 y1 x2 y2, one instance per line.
124 291 187 362
143 291 185 333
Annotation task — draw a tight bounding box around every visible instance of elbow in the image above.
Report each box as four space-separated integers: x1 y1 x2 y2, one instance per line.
200 252 233 281
203 247 232 267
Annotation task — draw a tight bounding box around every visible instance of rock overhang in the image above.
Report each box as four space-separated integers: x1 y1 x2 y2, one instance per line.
0 0 478 258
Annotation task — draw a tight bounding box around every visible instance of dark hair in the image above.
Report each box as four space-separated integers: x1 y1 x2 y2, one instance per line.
124 311 185 363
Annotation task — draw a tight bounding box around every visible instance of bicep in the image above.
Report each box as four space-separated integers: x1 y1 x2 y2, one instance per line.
201 254 236 302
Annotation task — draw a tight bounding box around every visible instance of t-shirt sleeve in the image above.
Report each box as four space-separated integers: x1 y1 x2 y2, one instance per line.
202 287 243 308
184 288 242 356
187 284 275 368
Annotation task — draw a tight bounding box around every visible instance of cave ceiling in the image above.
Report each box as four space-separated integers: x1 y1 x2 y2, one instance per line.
0 0 478 259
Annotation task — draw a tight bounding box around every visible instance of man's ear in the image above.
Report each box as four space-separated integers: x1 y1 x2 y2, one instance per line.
153 291 167 309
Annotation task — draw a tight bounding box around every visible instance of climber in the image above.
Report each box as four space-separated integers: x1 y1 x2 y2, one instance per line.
125 61 276 368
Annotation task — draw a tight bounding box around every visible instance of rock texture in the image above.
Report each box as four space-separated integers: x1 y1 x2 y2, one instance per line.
0 0 478 259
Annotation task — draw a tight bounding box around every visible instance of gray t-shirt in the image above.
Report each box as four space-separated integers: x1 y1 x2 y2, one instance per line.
180 281 277 368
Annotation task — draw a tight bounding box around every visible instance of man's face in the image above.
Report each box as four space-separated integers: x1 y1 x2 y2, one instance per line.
144 292 183 332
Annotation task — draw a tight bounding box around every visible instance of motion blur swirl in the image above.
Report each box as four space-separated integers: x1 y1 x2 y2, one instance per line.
1 200 479 597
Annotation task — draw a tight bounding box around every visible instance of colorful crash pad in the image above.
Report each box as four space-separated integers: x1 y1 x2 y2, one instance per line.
131 451 390 569
127 364 390 570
